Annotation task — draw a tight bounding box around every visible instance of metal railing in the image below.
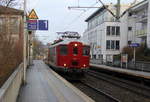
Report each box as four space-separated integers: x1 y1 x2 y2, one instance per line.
90 59 150 72
0 63 23 102
128 61 150 72
136 29 147 37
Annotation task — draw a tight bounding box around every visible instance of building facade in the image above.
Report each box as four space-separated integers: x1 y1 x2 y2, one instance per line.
82 4 129 62
125 0 150 49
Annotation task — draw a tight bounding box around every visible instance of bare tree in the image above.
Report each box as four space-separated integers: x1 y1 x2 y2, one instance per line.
0 0 18 7
33 38 47 60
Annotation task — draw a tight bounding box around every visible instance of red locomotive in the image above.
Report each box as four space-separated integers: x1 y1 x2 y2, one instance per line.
48 39 90 74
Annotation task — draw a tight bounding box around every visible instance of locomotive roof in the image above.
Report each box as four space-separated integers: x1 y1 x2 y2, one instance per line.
49 38 89 48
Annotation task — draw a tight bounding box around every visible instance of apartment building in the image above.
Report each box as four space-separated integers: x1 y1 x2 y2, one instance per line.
82 4 129 62
125 0 150 48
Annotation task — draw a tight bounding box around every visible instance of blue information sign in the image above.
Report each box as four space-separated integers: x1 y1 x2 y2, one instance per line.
129 43 140 47
38 20 48 30
27 20 37 30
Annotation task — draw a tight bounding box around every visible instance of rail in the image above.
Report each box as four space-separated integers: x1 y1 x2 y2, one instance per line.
86 69 150 100
0 63 23 102
80 81 120 102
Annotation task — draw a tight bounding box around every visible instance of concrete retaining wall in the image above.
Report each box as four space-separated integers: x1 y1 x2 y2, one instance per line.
0 64 23 102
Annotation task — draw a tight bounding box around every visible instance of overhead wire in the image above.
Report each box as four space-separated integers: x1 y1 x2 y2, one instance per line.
62 0 99 31
97 0 132 20
97 0 117 18
28 0 40 11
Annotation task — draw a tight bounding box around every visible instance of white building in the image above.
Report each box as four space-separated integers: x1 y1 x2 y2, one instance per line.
126 0 150 48
82 4 130 62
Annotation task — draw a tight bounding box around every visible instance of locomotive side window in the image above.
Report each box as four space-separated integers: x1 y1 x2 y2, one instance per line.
73 47 78 55
60 45 68 55
83 46 90 56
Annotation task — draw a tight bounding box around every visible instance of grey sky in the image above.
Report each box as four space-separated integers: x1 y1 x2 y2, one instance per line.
27 0 141 44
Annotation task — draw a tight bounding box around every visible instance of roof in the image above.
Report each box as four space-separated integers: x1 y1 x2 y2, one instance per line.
49 38 89 48
129 0 148 11
85 5 108 22
0 6 23 15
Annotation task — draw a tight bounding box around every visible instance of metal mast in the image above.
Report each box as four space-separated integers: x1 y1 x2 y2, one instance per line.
116 0 121 21
23 0 27 84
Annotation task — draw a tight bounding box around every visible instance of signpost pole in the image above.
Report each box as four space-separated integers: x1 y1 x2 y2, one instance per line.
129 43 139 68
133 47 136 66
121 54 122 68
23 0 27 84
126 54 128 69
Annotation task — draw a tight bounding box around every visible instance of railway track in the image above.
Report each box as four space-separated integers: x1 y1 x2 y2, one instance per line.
71 80 120 102
84 69 150 102
80 81 120 102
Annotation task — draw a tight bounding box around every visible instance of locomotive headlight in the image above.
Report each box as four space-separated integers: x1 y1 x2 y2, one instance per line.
83 64 86 67
74 44 78 47
64 64 67 67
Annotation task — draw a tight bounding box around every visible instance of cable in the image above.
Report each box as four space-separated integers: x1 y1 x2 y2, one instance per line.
27 0 40 11
97 0 130 20
97 0 116 18
62 1 99 31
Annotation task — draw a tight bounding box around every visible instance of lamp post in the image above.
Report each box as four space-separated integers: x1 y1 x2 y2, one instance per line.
23 0 27 84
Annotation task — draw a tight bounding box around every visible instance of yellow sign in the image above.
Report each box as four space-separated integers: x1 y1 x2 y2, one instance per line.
28 9 38 19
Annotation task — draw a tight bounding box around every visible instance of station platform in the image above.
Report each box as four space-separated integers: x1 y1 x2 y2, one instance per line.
17 60 95 102
90 64 150 80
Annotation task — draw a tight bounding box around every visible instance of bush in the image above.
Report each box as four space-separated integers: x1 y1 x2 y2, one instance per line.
122 44 150 61
122 46 133 61
144 48 150 56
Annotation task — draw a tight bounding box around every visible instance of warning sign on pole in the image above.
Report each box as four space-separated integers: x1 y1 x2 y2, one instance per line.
28 9 38 19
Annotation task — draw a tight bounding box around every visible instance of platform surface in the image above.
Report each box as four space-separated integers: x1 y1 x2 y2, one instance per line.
91 64 150 79
17 60 94 102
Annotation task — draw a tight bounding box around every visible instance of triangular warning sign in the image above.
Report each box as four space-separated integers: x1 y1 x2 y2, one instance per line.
28 9 38 19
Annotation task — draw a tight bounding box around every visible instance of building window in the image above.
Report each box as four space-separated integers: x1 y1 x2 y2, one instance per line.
111 40 115 49
128 41 132 45
112 26 115 35
106 26 120 36
106 40 111 49
128 27 132 31
106 40 120 50
107 26 111 35
116 40 120 50
116 26 120 35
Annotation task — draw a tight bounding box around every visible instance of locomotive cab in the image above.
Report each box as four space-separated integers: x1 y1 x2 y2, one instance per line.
70 42 82 69
48 40 90 74
57 42 90 70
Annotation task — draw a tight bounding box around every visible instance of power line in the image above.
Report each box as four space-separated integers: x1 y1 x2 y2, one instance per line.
97 0 117 18
63 1 99 31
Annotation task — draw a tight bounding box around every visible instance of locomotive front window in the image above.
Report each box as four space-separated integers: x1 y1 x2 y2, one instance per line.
73 47 78 55
60 45 68 55
83 46 90 56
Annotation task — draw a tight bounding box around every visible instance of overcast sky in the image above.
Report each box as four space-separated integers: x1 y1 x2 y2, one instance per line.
26 0 142 44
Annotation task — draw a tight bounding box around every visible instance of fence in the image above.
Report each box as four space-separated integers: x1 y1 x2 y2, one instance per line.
0 63 23 102
90 59 150 72
128 61 150 72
